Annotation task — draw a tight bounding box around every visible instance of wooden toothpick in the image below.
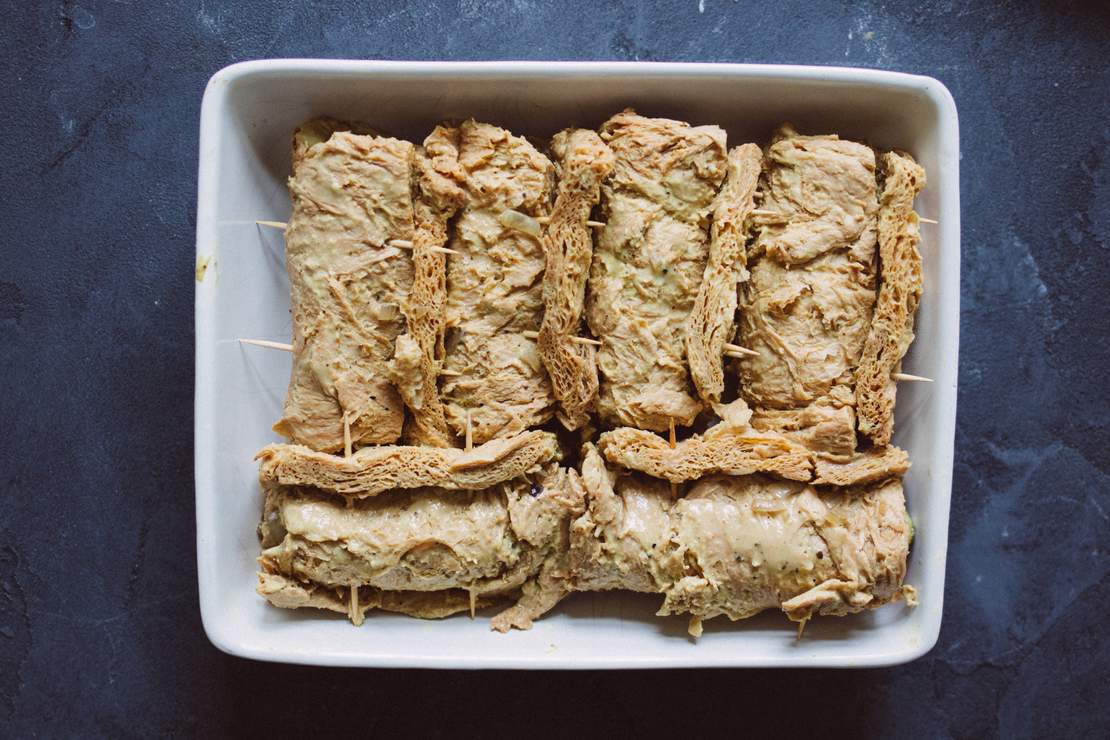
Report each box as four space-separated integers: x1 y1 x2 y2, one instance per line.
668 418 679 499
723 343 759 358
918 217 938 224
343 410 353 459
238 338 293 352
535 216 605 228
390 241 459 259
521 330 601 346
464 409 473 452
893 372 933 382
254 223 456 255
350 584 362 626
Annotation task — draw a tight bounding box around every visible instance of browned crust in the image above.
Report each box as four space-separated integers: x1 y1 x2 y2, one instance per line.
538 129 615 430
598 425 908 487
394 126 468 447
856 151 927 445
256 430 560 497
813 445 911 486
686 143 763 403
596 426 814 483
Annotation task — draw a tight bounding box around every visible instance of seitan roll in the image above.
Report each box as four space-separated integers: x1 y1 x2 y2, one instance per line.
441 120 556 444
257 463 585 631
595 399 908 487
569 445 914 636
596 425 814 484
538 129 615 431
855 151 927 446
391 125 468 447
686 143 763 404
256 429 560 498
587 110 727 431
274 129 416 452
736 125 880 460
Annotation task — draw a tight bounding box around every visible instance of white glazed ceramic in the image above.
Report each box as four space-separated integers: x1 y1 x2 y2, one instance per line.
195 60 960 668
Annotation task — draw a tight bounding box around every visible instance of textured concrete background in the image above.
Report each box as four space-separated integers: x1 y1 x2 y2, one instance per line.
1 0 1108 736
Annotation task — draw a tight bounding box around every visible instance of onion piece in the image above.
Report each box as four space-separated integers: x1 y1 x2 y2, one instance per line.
498 209 542 237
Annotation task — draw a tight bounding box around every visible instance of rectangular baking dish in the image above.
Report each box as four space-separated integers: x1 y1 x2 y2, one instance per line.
195 60 959 668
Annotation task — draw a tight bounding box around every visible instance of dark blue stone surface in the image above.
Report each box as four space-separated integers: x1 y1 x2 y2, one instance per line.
1 1 1107 736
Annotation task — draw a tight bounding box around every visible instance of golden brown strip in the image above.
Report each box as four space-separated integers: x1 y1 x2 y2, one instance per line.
392 125 468 447
596 426 813 483
599 422 908 487
256 430 559 497
538 129 615 430
813 445 911 486
856 151 927 446
686 143 763 404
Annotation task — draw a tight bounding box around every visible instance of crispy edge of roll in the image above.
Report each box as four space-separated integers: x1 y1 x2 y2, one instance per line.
856 151 927 446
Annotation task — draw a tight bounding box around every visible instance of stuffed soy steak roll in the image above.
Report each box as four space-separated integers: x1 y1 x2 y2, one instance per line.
274 127 415 452
391 125 468 447
595 399 909 488
855 151 927 446
538 128 615 430
440 120 556 443
256 429 560 498
736 125 880 461
587 110 727 431
569 446 914 636
257 462 585 631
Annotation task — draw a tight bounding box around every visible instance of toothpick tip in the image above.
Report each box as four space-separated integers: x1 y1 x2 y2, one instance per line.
238 338 293 352
892 372 933 383
723 343 760 358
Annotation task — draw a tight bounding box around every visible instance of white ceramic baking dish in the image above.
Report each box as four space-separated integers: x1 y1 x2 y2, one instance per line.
195 60 959 668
